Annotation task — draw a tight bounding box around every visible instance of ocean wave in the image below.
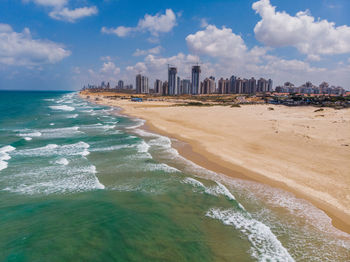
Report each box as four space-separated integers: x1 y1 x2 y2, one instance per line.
206 208 295 262
40 126 82 138
145 163 180 173
55 158 69 166
228 178 350 242
16 141 90 158
18 131 42 138
0 145 15 172
49 105 75 111
90 144 135 152
2 164 104 195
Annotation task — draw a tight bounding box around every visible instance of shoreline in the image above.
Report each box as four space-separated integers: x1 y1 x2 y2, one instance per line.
80 92 350 235
143 120 350 235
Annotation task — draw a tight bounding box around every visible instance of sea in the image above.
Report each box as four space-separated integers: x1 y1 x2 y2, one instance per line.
0 91 349 262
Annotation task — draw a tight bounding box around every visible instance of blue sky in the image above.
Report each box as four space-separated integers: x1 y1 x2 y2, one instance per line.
0 0 350 90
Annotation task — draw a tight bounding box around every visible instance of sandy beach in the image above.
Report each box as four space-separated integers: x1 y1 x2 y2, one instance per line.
81 91 350 233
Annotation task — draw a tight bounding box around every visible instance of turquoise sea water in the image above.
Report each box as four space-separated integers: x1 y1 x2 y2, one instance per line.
0 91 349 261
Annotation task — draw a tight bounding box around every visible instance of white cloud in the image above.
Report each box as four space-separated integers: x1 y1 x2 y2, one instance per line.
101 26 133 37
49 6 98 22
24 0 97 22
137 9 177 36
100 61 120 75
252 0 350 57
185 24 330 86
186 25 248 58
133 46 162 56
101 9 177 38
0 23 70 66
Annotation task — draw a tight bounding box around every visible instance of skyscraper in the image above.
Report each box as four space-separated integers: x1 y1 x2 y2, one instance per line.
229 75 236 93
257 78 268 92
268 79 273 92
181 79 191 94
136 74 149 94
248 77 256 94
176 76 180 95
118 80 124 89
168 66 177 95
154 79 162 94
191 65 201 95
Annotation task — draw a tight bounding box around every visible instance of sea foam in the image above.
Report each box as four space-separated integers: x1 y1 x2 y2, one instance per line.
49 105 75 111
206 208 295 262
0 145 15 171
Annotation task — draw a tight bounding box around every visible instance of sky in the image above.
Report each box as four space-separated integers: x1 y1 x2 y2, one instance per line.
0 0 350 90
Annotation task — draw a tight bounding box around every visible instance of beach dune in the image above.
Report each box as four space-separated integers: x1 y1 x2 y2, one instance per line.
81 92 350 233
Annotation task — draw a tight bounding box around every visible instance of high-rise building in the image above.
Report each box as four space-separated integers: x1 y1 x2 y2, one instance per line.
191 65 201 95
229 75 236 93
168 67 177 95
181 79 191 94
242 79 249 94
118 80 124 89
136 74 149 94
235 78 243 94
218 78 229 94
209 76 216 93
248 77 257 94
162 81 168 96
257 78 268 92
268 79 273 92
176 76 180 95
154 79 162 94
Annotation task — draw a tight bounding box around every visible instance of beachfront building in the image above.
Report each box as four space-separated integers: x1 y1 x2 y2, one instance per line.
229 75 236 93
202 77 216 94
235 78 243 94
176 76 181 95
168 67 177 96
268 79 273 92
154 79 162 94
181 79 191 94
162 81 168 96
191 65 201 95
275 81 346 95
136 74 149 94
218 78 230 94
257 78 269 92
248 77 257 94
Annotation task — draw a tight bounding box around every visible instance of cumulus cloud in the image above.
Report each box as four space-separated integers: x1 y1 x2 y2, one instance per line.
49 6 98 22
24 0 97 22
0 23 70 66
252 0 350 57
186 24 266 65
101 9 177 38
133 46 162 56
184 24 329 86
100 61 120 75
101 26 133 37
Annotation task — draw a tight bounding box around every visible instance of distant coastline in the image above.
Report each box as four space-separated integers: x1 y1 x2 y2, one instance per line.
80 90 350 235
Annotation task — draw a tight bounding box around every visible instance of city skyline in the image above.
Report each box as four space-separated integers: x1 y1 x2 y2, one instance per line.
1 0 350 90
84 62 346 96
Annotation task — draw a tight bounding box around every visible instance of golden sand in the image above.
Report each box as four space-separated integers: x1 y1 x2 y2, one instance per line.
81 91 350 233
